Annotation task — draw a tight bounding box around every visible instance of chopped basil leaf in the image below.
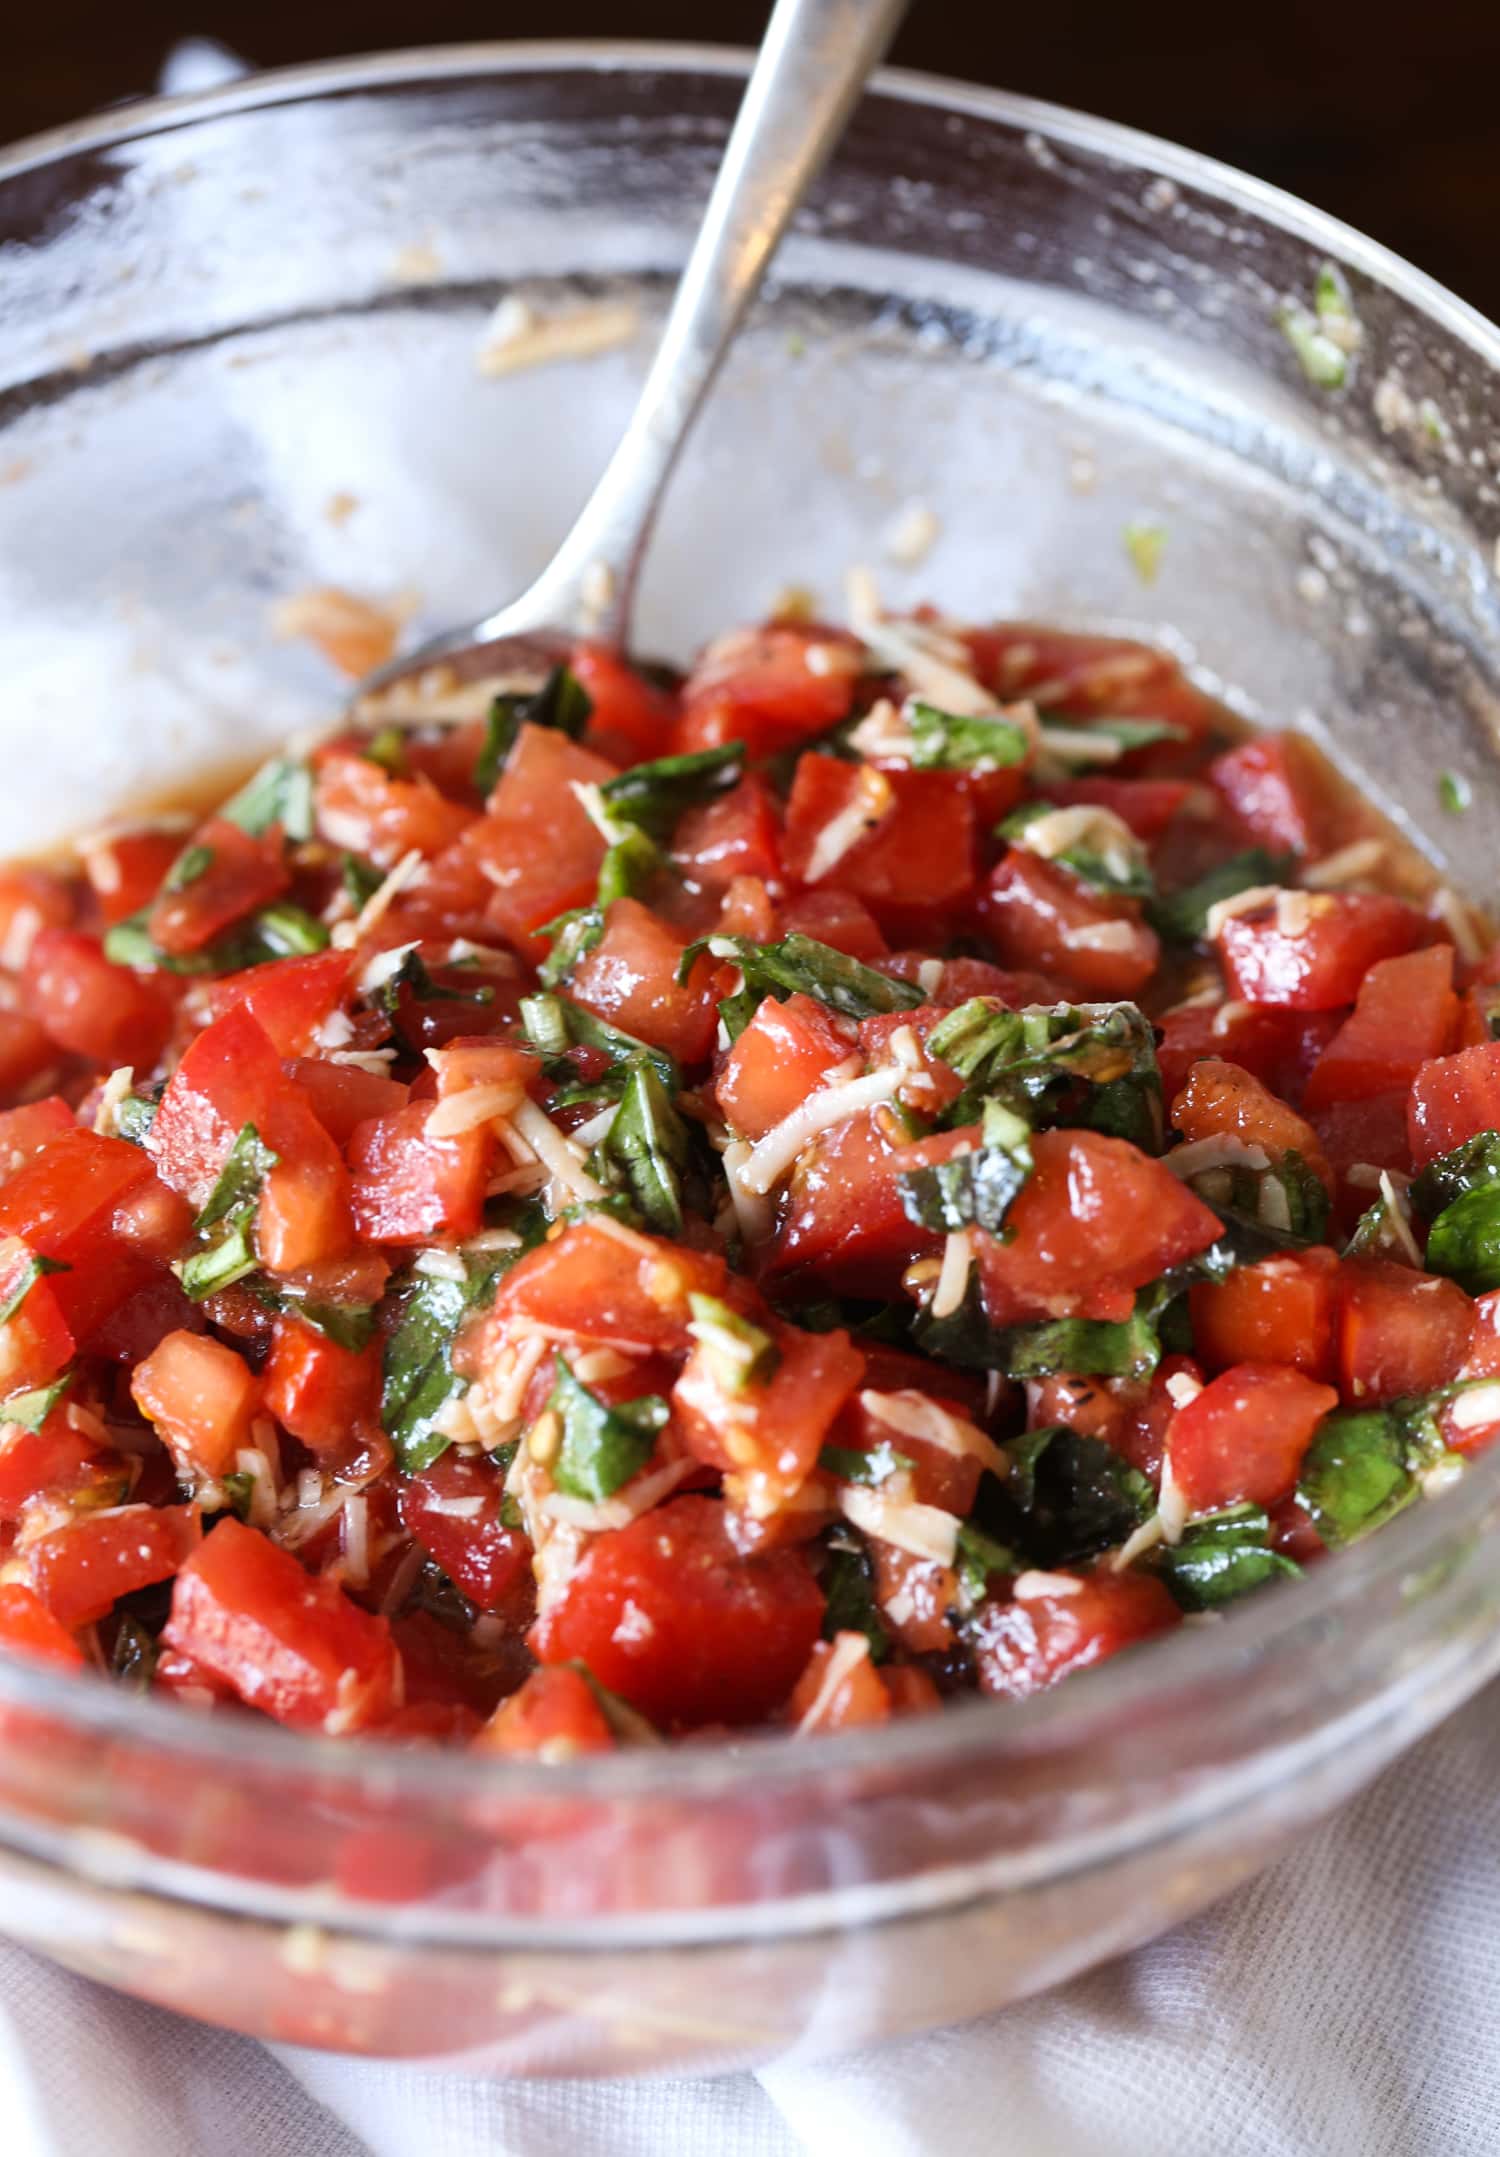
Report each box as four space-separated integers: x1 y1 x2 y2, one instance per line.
1154 1503 1300 1610
1424 1185 1500 1294
1438 770 1472 816
907 702 1031 773
0 1253 69 1328
178 1220 259 1300
600 742 745 838
898 1099 1033 1234
1001 802 1153 899
677 931 923 1021
249 1283 378 1352
1410 1130 1500 1217
1296 1394 1448 1546
383 1246 528 1472
220 756 315 842
596 1060 687 1236
216 1472 256 1523
113 1092 160 1147
1277 291 1351 390
195 1124 279 1236
1001 1426 1154 1564
0 1375 71 1432
548 1356 668 1504
250 902 331 958
913 1287 1164 1380
519 993 680 1100
819 1530 889 1662
342 852 384 909
109 1616 159 1691
1148 849 1294 944
164 843 214 894
363 725 407 775
537 826 659 989
933 998 1162 1151
537 909 604 988
954 1522 1023 1604
686 1293 779 1391
566 1659 663 1745
474 665 592 796
102 914 217 976
818 1439 914 1486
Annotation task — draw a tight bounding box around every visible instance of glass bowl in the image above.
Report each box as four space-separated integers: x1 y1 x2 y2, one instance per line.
2 44 1500 2077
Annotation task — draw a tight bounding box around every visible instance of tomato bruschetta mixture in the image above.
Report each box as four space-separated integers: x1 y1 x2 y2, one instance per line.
0 593 1493 1755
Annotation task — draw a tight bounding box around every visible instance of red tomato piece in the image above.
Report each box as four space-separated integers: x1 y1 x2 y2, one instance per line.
1171 1058 1331 1188
715 991 857 1142
23 929 174 1072
779 888 889 960
676 624 861 759
569 897 722 1066
1215 892 1428 1010
475 1664 614 1757
969 1569 1180 1701
26 1504 202 1630
972 1128 1222 1325
0 1261 74 1394
1155 1001 1327 1110
89 1274 203 1367
1209 733 1334 856
132 1329 261 1480
1338 1259 1473 1405
771 1110 934 1297
981 850 1159 1001
208 952 353 1057
570 643 677 764
398 1450 532 1612
164 1517 400 1733
530 1493 825 1729
1309 1090 1412 1230
1166 1363 1338 1512
0 1404 100 1521
0 1128 155 1340
672 775 783 892
1190 1248 1341 1380
787 1634 892 1730
262 1318 381 1456
348 1101 488 1245
1408 1041 1500 1168
81 827 187 925
486 1218 729 1357
1303 945 1459 1111
672 1322 865 1505
1442 1289 1500 1454
782 756 977 937
286 1058 409 1148
315 749 476 868
0 1012 62 1100
0 867 73 959
148 818 290 957
1050 776 1195 841
0 1096 74 1177
468 724 617 953
0 1581 84 1667
838 1387 985 1516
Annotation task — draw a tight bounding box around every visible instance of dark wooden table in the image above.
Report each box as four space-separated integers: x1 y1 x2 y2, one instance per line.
7 0 1498 319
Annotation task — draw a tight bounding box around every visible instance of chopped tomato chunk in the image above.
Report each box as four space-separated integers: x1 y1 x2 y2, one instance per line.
672 775 783 892
348 1101 488 1245
1166 1363 1338 1511
676 624 860 759
970 1570 1180 1701
399 1449 532 1612
475 1664 615 1756
570 643 677 764
261 1318 380 1457
673 1322 864 1506
715 992 856 1142
487 1217 728 1357
787 1634 892 1730
570 897 722 1066
783 755 977 935
0 1403 100 1521
1171 1057 1331 1188
1210 733 1334 856
1190 1248 1341 1380
0 1581 85 1667
469 724 618 952
1408 1041 1500 1168
1216 892 1428 1010
315 749 476 868
132 1330 261 1480
981 850 1158 1000
208 951 353 1057
1338 1259 1473 1405
1303 945 1459 1110
26 1505 202 1629
148 818 290 957
23 929 173 1072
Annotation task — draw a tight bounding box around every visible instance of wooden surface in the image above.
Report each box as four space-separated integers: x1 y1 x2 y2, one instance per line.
5 1 1497 318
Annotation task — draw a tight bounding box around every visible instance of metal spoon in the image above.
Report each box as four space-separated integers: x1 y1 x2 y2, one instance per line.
354 0 907 708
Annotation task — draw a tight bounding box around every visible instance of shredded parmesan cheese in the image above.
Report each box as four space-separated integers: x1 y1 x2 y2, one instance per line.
930 1229 974 1320
1379 1169 1424 1265
1063 920 1140 954
1301 839 1387 889
795 1631 873 1735
1449 1384 1500 1433
1166 1136 1272 1179
506 1099 604 1206
1012 1570 1084 1600
476 294 640 377
425 1079 527 1140
331 850 427 949
92 1066 134 1138
1431 886 1487 966
859 1388 1008 1478
838 1482 958 1566
1011 805 1147 886
1203 885 1282 940
740 1066 904 1196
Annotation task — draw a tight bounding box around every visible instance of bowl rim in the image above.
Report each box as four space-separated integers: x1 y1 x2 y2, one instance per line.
2 38 1499 1820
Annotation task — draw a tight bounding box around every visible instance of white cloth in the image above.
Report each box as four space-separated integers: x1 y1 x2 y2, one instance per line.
4 1680 1499 2157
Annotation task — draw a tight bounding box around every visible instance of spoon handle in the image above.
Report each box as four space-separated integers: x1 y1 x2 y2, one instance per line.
506 0 908 648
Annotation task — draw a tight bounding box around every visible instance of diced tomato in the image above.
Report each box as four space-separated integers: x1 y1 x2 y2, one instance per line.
474 1664 614 1757
132 1330 261 1480
1209 733 1335 856
80 827 185 925
672 775 783 892
448 724 617 958
859 1007 967 1117
0 1128 155 1339
771 1110 934 1297
715 874 779 941
1303 945 1459 1111
969 1569 1180 1701
0 1012 61 1100
0 1096 74 1177
1118 1356 1203 1482
981 850 1159 1001
0 867 73 960
261 1319 381 1458
879 952 1060 1009
1308 1090 1412 1230
25 1504 201 1630
782 756 978 937
0 1581 84 1667
870 1542 959 1655
1215 892 1428 1010
1190 1248 1341 1380
530 1493 824 1728
90 1274 203 1366
487 1218 729 1357
286 1057 410 1147
1408 1041 1500 1168
787 1634 892 1730
1155 1001 1330 1109
1050 776 1195 842
779 889 889 960
972 1128 1222 1325
1338 1259 1473 1405
23 929 174 1072
315 749 476 868
568 643 677 764
398 1450 532 1613
0 1404 100 1521
1171 1057 1331 1188
348 1101 487 1245
1166 1363 1338 1511
0 1262 74 1394
676 624 861 760
838 1387 985 1515
673 1322 864 1506
962 623 1180 713
209 952 353 1057
148 818 290 957
429 1037 539 1103
570 897 722 1066
1442 1289 1500 1454
715 992 856 1142
163 1516 400 1733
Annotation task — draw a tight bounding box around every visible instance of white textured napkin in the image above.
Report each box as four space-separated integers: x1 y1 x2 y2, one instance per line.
5 1678 1499 2157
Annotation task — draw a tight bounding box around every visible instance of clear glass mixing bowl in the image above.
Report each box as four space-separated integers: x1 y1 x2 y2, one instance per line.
2 44 1500 2076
